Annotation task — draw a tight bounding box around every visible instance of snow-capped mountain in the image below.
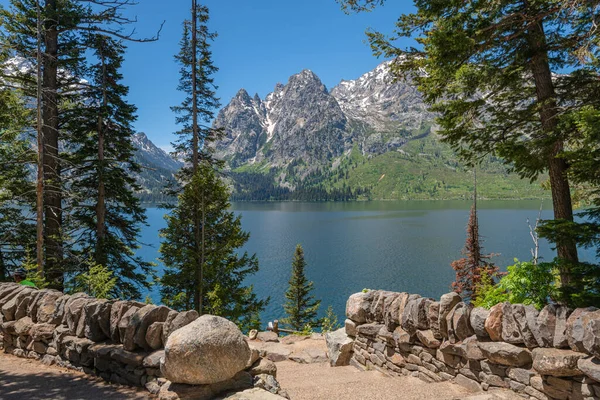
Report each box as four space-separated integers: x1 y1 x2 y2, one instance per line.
214 60 434 168
132 132 181 172
330 60 433 132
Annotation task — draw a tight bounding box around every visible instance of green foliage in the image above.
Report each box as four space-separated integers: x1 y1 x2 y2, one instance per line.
68 261 117 299
160 164 267 332
474 260 557 310
20 254 48 289
281 244 321 331
63 34 154 300
320 305 340 333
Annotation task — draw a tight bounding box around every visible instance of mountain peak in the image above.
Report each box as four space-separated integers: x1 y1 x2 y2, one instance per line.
234 88 252 103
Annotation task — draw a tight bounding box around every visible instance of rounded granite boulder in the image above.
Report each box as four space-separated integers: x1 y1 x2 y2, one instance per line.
161 314 251 385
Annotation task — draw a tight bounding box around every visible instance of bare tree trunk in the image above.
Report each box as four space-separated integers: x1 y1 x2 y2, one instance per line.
96 42 107 267
35 0 44 273
42 0 63 289
526 16 578 287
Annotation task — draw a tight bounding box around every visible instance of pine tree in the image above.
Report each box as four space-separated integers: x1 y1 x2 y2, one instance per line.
0 0 160 290
161 1 224 315
160 164 267 331
63 34 153 299
281 245 321 332
0 84 35 280
338 0 600 301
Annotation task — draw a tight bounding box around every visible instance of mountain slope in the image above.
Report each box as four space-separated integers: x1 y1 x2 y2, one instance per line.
214 61 545 201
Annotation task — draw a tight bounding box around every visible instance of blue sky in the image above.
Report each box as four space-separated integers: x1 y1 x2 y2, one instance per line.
2 0 414 150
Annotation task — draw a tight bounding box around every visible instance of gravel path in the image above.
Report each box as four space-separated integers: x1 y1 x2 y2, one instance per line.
276 360 472 400
0 352 150 400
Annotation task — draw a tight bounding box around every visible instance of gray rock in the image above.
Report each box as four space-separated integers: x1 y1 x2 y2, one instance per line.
35 290 62 324
477 341 532 367
2 287 36 321
448 302 474 342
532 347 586 377
344 319 357 337
143 350 165 368
502 303 524 344
484 303 504 342
118 305 141 345
519 305 541 349
416 329 441 349
249 358 277 377
357 323 383 337
132 305 171 350
63 294 91 333
325 328 353 366
83 299 113 342
30 323 55 341
536 304 557 347
439 292 461 339
566 307 597 353
382 292 401 330
14 290 36 320
470 307 489 338
14 316 34 336
345 291 375 324
507 367 535 385
402 297 430 335
553 306 572 349
110 300 144 342
162 310 199 344
393 326 415 350
370 290 396 323
582 309 600 357
428 301 442 339
146 322 164 350
577 357 600 382
256 331 279 342
161 315 251 385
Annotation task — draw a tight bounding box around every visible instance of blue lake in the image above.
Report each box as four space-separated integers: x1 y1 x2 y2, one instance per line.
138 201 597 327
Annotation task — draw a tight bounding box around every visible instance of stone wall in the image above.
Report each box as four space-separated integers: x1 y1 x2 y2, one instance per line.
0 282 285 399
343 290 600 400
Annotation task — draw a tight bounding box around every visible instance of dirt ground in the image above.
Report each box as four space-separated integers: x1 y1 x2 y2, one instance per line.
275 360 472 400
0 352 150 400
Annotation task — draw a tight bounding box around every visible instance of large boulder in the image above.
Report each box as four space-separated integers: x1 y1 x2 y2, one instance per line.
1 287 36 321
447 302 473 342
370 291 396 323
161 314 251 385
162 310 199 344
346 291 375 324
146 322 165 350
63 293 91 333
478 341 532 367
325 328 353 366
519 305 541 349
532 348 587 377
438 292 461 339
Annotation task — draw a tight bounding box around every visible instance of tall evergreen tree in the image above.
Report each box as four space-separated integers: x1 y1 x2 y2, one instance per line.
281 245 321 332
160 164 266 331
162 1 224 315
63 34 153 299
0 83 35 280
338 0 600 303
0 0 160 289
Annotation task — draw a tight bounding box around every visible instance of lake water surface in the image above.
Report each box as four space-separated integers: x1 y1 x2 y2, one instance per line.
138 201 597 326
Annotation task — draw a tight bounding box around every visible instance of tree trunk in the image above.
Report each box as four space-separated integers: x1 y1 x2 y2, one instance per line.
42 0 63 289
526 15 578 286
96 43 107 267
35 0 44 273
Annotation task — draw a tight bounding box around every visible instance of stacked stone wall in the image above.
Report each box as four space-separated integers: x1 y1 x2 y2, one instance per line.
0 282 200 389
344 290 600 400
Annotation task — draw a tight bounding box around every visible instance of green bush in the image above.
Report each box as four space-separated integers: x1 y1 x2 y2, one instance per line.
474 259 556 310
